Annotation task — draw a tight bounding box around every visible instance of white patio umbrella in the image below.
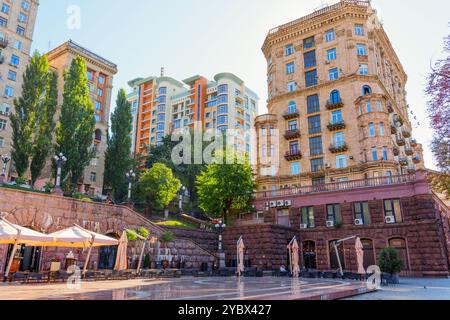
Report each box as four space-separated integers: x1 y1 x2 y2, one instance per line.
114 231 128 272
47 224 119 276
355 237 366 275
0 217 57 277
236 236 245 277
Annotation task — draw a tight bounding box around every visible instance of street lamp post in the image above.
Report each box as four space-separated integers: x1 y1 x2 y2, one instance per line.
178 185 186 214
126 170 136 204
215 220 227 268
0 155 10 184
52 153 67 195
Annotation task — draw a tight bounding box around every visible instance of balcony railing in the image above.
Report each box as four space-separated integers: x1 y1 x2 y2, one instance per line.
398 157 408 166
283 109 300 120
391 126 397 135
254 174 416 200
285 150 302 161
393 147 400 156
327 121 346 131
0 38 8 48
329 143 349 153
405 147 414 156
410 139 418 147
413 156 421 164
284 129 301 140
326 99 344 110
396 137 406 146
402 130 411 138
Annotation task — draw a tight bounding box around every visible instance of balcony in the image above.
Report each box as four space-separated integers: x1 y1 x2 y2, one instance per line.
254 173 416 200
391 126 397 135
283 109 300 120
396 137 406 146
329 143 349 154
393 147 400 156
413 156 421 164
285 150 302 161
398 157 408 166
402 129 411 138
407 166 416 174
387 104 394 113
326 99 344 110
327 120 346 131
0 38 8 48
405 147 414 156
410 139 418 147
393 115 404 126
284 129 301 140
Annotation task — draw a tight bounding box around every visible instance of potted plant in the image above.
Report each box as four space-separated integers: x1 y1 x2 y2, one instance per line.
379 247 404 284
50 256 62 272
43 182 54 193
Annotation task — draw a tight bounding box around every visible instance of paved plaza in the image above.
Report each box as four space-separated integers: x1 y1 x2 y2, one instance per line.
0 277 372 300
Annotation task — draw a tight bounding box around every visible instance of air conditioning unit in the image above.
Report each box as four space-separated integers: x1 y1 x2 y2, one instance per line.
285 200 292 207
325 163 331 168
276 200 285 207
264 202 270 208
270 201 277 208
300 224 308 229
385 216 396 224
325 60 331 64
355 219 364 226
326 221 335 228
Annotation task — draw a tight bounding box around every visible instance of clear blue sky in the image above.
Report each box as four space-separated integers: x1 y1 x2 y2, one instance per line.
32 0 449 169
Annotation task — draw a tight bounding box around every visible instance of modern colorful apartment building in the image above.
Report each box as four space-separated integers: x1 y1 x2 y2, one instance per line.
127 72 259 156
35 40 118 194
0 0 39 175
226 0 450 278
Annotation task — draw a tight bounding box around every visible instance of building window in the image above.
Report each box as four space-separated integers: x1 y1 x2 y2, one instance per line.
311 158 324 173
16 26 25 36
19 13 27 23
382 147 389 160
384 199 403 223
325 29 335 42
289 141 299 154
4 86 14 97
285 44 295 56
95 101 102 110
287 81 297 92
22 1 30 10
13 40 22 51
366 101 372 112
336 155 348 169
0 103 10 114
303 36 315 49
98 75 105 85
309 136 323 156
288 120 298 131
353 202 370 225
0 136 3 147
286 62 295 74
330 90 341 104
379 122 385 136
328 68 339 81
0 119 7 130
368 123 375 137
218 84 228 94
97 88 103 97
357 43 367 56
304 50 317 69
1 4 10 14
305 69 318 87
327 204 342 225
7 70 16 81
218 115 228 125
331 110 343 124
10 55 19 66
372 147 378 161
307 94 320 114
291 162 300 175
359 64 369 75
376 100 382 112
355 24 364 36
87 70 93 81
90 172 97 182
288 101 297 114
217 104 228 114
312 176 325 185
301 207 315 228
327 48 337 61
308 115 321 134
0 17 7 27
333 132 345 147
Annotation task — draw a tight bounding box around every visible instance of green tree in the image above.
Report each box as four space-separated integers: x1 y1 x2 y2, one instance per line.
104 89 133 201
30 70 58 186
135 163 181 212
196 151 255 223
379 247 404 275
10 51 50 178
55 56 95 191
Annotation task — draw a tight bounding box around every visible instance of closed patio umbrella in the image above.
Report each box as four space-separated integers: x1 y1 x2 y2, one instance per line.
288 237 300 278
114 232 128 272
0 217 57 277
237 236 245 277
47 224 119 276
355 237 366 275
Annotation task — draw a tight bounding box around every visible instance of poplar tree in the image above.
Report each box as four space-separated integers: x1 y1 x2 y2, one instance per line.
104 89 133 201
55 56 95 191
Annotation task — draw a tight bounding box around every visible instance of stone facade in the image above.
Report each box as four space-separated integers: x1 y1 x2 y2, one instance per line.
0 188 216 272
256 0 425 192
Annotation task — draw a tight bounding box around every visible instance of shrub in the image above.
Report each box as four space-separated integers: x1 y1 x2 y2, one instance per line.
136 227 150 239
15 176 28 185
160 231 175 243
126 229 138 241
379 247 404 275
43 182 54 193
143 253 151 269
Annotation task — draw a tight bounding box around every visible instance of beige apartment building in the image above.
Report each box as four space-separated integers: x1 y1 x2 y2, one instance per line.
255 0 425 192
0 0 39 171
34 40 118 195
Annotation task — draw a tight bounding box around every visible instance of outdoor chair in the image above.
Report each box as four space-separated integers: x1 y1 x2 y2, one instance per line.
27 272 47 283
9 272 28 283
51 271 69 283
381 273 398 286
83 271 98 281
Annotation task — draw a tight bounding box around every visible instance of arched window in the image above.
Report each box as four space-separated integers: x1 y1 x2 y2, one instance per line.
94 129 102 142
330 90 341 104
361 239 375 269
288 101 297 114
329 240 346 270
302 240 317 270
362 85 372 95
388 237 409 271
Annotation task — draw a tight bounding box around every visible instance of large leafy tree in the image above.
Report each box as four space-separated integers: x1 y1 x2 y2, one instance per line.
30 70 58 186
10 51 50 178
134 163 181 212
55 56 95 191
103 89 133 201
196 152 255 223
426 29 450 198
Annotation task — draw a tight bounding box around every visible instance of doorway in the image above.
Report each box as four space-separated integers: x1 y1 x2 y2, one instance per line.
302 240 317 270
98 233 120 270
4 244 42 273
